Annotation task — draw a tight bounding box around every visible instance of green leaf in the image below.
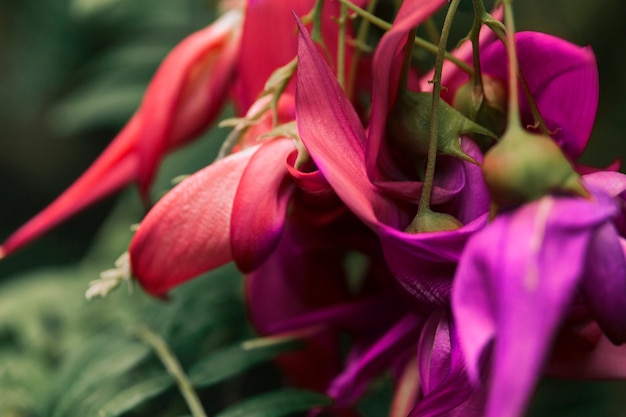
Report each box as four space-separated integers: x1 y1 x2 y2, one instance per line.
51 335 151 417
215 389 333 417
92 373 174 417
189 336 303 387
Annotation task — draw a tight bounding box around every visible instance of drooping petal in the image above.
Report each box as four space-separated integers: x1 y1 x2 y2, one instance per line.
452 192 617 417
130 146 258 297
136 8 244 198
231 138 296 272
0 9 243 258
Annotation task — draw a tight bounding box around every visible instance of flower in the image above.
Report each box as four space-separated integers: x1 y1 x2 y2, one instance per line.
452 175 626 417
0 6 244 258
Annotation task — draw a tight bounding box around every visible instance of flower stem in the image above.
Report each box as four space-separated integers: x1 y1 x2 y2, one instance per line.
502 0 521 130
135 325 207 417
337 0 473 75
417 0 461 212
337 1 347 89
347 0 379 98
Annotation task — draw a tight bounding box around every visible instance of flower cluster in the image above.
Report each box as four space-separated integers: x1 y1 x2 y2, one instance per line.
4 0 626 416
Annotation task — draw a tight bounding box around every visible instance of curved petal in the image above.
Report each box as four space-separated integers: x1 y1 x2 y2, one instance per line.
295 15 487 309
130 146 258 297
548 334 626 379
231 138 296 272
453 192 617 417
479 32 598 159
1 9 243 258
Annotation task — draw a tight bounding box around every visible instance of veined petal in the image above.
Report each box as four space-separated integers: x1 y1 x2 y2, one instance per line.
231 138 296 272
130 146 258 297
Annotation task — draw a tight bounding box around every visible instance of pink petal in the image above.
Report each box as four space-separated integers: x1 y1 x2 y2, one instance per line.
231 138 296 272
130 146 258 297
295 16 487 309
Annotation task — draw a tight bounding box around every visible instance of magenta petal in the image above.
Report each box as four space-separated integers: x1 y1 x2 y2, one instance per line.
581 228 626 343
327 314 424 407
231 138 296 272
412 310 484 417
480 32 598 159
453 194 617 417
130 146 258 297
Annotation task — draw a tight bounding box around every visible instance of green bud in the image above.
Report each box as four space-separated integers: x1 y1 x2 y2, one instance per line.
386 90 497 166
453 75 507 148
482 126 589 207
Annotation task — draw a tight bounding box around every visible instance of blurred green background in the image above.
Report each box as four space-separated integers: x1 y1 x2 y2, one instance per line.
1 0 626 416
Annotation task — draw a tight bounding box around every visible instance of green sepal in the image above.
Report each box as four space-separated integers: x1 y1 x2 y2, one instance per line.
405 207 463 233
482 126 589 207
387 91 497 166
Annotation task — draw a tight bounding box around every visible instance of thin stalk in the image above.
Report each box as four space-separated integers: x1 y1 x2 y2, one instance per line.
135 326 207 417
337 1 347 89
502 0 521 129
347 0 379 98
416 0 462 212
338 0 473 75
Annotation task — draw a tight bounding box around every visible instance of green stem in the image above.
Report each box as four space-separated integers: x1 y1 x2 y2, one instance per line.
135 326 207 417
338 0 473 75
399 28 418 93
417 0 462 212
502 0 521 130
337 1 347 89
347 0 379 98
469 0 487 114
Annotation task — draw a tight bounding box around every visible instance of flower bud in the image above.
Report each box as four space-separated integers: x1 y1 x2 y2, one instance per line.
453 75 508 144
482 126 589 207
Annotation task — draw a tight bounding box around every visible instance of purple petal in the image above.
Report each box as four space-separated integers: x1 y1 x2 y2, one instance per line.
411 311 485 417
453 193 617 417
548 334 626 379
231 138 297 272
327 314 424 407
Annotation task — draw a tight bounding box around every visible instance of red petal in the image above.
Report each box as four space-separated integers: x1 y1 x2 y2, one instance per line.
231 138 296 272
130 146 257 297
